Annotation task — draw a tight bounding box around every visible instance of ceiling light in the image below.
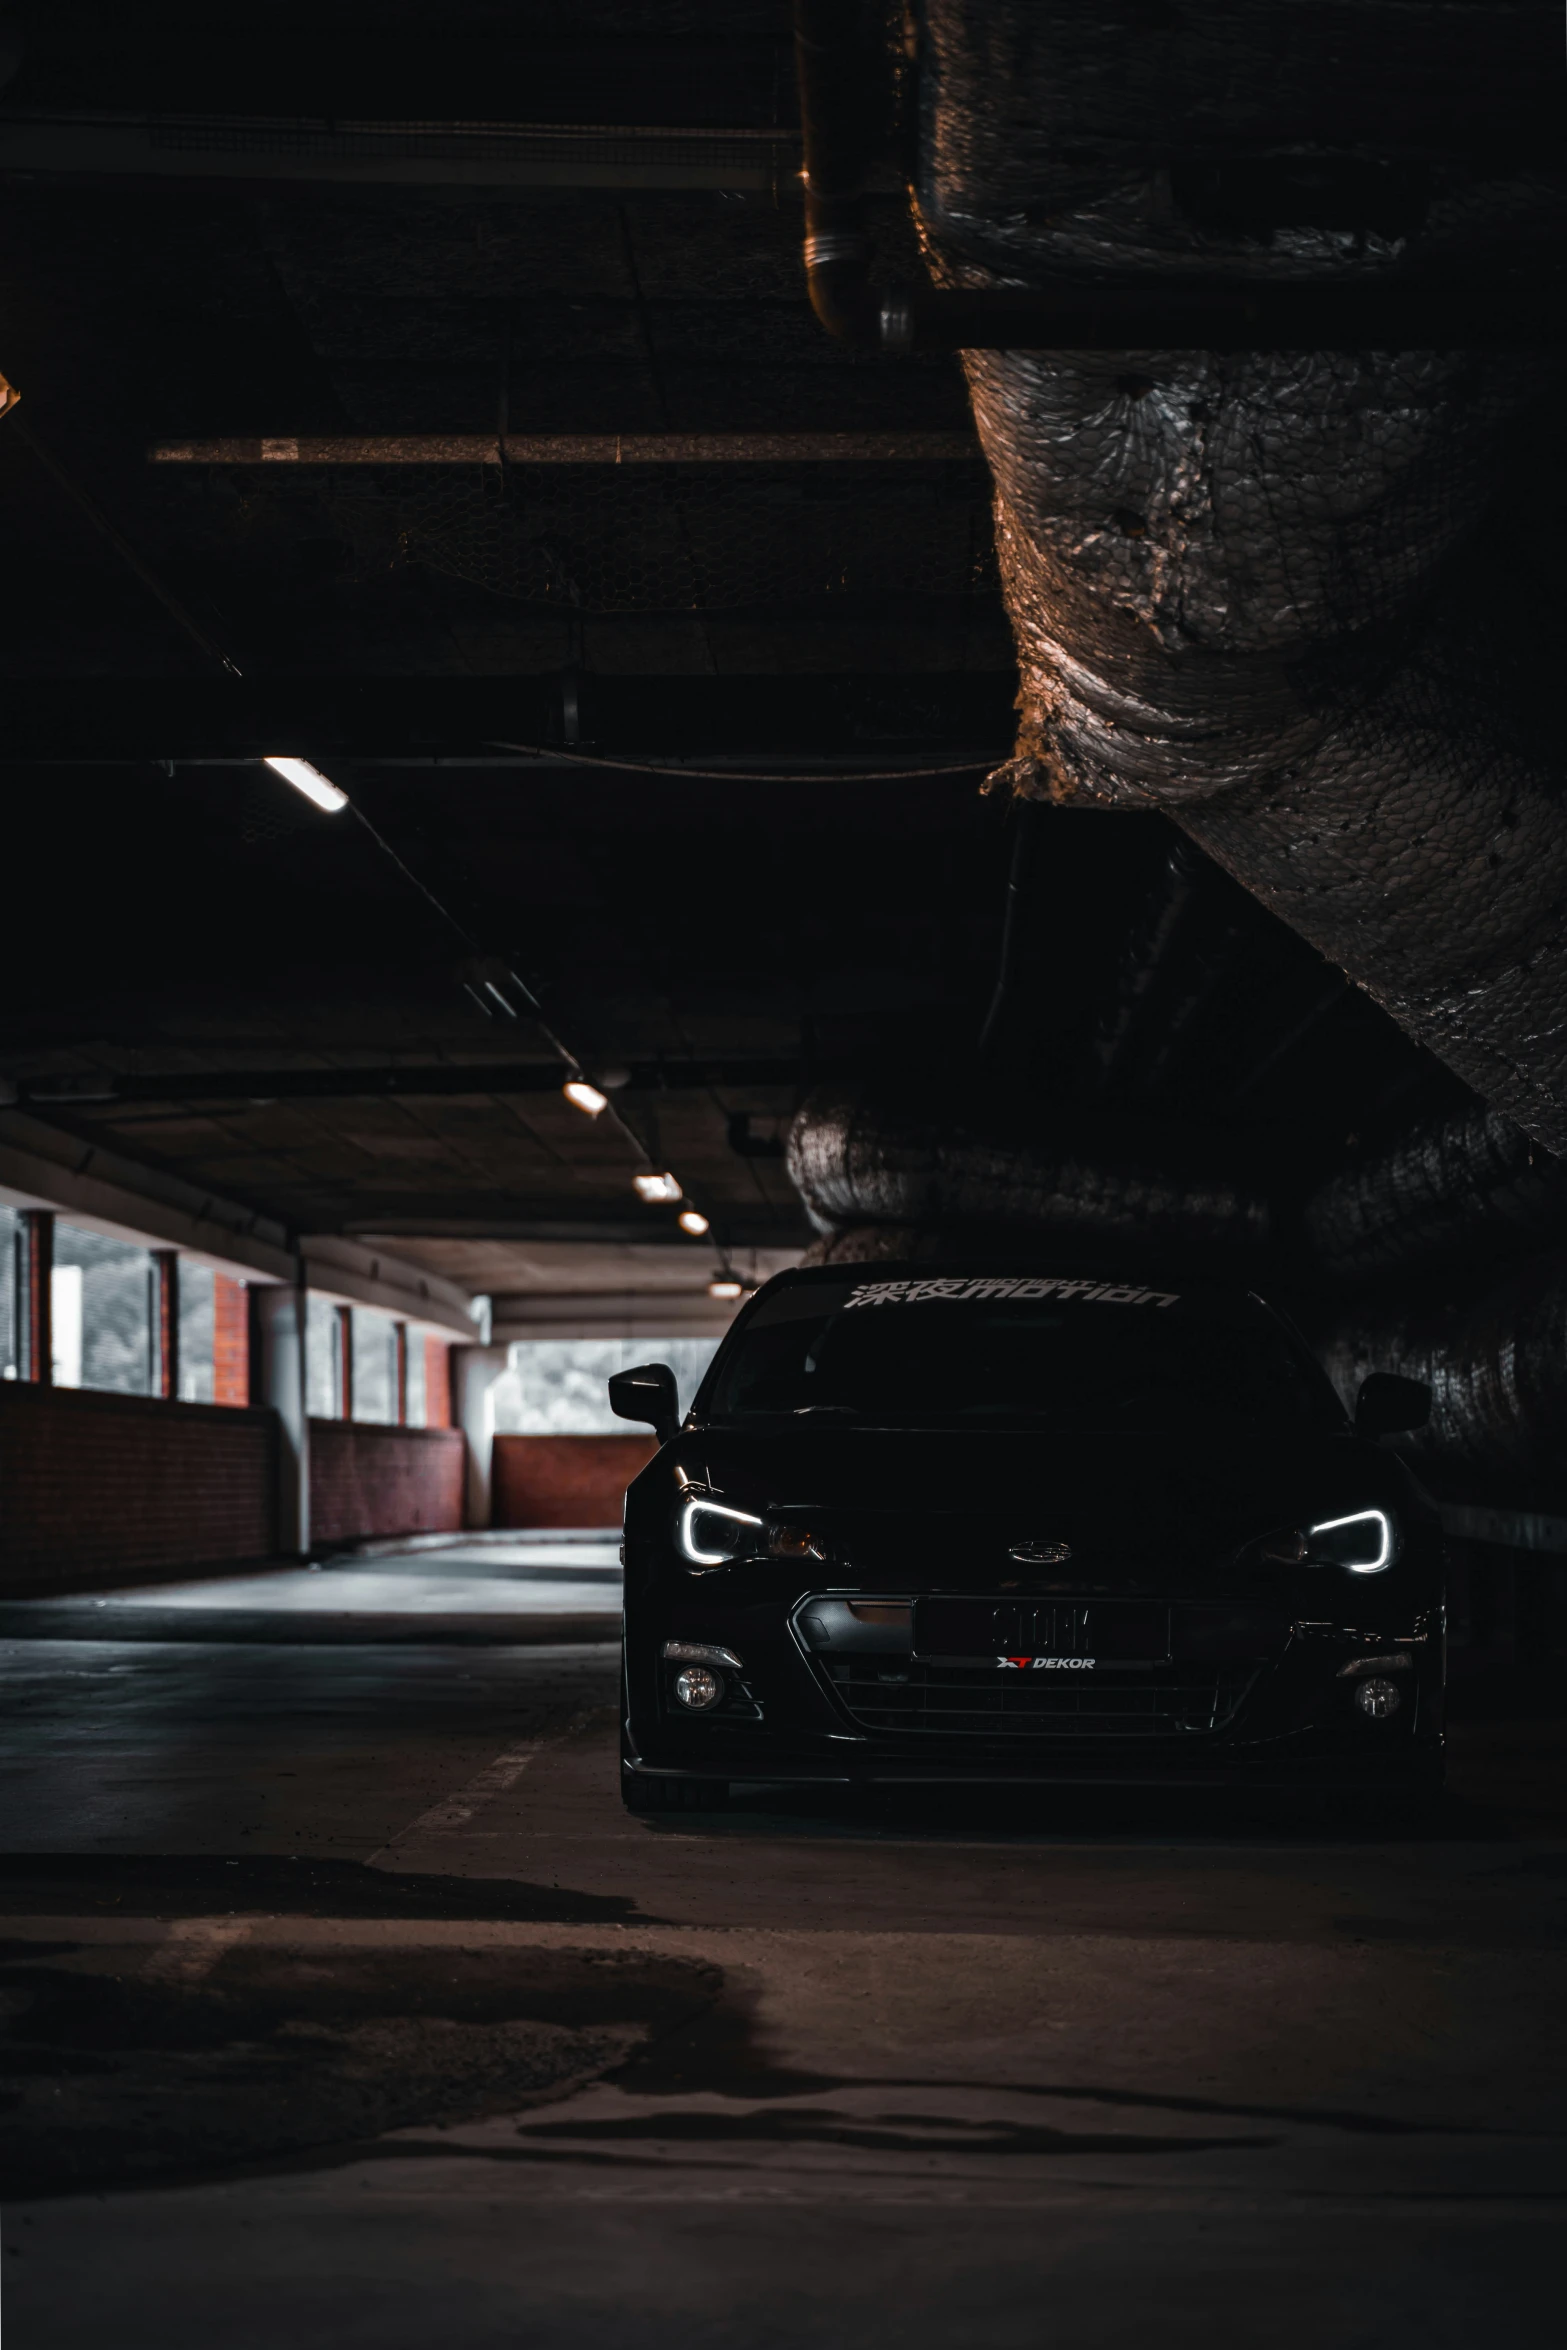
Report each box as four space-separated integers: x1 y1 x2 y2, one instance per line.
562 1079 608 1117
263 755 348 813
633 1171 682 1204
678 1209 710 1237
708 1276 744 1300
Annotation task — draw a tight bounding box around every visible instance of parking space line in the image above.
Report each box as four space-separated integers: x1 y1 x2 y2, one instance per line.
366 1717 594 1864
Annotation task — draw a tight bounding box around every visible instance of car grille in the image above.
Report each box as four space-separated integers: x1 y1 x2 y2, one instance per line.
820 1657 1262 1739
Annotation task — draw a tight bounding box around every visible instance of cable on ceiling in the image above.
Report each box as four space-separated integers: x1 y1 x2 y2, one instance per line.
486 741 1000 783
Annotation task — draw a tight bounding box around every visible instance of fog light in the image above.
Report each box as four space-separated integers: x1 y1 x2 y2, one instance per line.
1355 1676 1402 1720
674 1665 722 1711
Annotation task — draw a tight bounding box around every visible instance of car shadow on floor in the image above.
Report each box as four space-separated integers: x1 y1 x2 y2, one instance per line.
638 1767 1553 1848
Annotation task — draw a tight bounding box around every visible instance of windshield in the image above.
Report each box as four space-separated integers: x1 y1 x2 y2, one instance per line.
702 1272 1336 1435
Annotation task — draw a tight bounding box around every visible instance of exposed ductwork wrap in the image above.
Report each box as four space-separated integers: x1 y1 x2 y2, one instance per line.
787 1085 1567 1489
1306 1105 1567 1283
783 1066 1567 1494
798 1222 926 1268
915 1 1567 1151
787 1081 1271 1264
1322 1253 1567 1487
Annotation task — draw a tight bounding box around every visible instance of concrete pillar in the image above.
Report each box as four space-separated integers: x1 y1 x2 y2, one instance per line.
452 1344 508 1529
252 1276 310 1558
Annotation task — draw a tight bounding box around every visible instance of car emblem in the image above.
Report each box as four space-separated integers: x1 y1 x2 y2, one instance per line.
1008 1540 1073 1565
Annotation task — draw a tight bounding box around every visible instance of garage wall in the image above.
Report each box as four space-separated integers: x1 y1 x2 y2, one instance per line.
493 1434 655 1529
0 1381 276 1598
308 1418 465 1546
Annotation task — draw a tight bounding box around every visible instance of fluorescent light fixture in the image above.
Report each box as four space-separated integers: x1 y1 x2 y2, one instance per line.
263 755 348 813
678 1209 710 1237
633 1171 682 1203
562 1079 608 1117
708 1276 744 1300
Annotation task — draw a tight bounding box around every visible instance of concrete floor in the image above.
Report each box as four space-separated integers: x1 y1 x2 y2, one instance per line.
3 1544 1566 2347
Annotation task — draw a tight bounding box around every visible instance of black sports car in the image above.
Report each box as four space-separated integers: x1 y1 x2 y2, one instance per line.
611 1262 1442 1811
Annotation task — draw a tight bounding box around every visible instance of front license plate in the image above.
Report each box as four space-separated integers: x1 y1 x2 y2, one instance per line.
914 1598 1170 1662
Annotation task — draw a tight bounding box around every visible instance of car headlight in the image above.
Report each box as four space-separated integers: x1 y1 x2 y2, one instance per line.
1308 1509 1398 1573
674 1500 828 1567
676 1498 763 1566
1254 1508 1399 1575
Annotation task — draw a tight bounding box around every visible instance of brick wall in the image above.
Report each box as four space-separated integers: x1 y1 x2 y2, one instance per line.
423 1337 451 1429
493 1434 656 1529
0 1380 276 1598
213 1275 249 1406
309 1418 465 1546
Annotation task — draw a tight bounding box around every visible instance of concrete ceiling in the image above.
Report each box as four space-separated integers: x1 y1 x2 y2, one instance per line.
364 1233 802 1297
0 0 1472 1287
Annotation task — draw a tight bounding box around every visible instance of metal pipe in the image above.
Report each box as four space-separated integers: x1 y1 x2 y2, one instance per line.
792 0 1546 352
1089 842 1208 1096
977 802 1035 1058
10 1058 803 1106
794 0 886 348
11 419 242 675
149 432 982 465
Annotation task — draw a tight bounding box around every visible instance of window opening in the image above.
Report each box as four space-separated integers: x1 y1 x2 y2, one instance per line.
178 1262 216 1402
51 1223 153 1394
352 1308 398 1424
493 1337 721 1434
0 1204 16 1380
405 1332 427 1427
305 1294 338 1419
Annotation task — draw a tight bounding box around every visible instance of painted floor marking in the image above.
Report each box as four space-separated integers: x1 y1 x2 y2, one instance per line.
367 1715 595 1863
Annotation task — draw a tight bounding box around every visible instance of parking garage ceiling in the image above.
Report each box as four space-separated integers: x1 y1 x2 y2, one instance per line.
0 0 1469 1289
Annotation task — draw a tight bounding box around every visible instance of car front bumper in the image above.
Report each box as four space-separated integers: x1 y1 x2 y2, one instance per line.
623 1574 1446 1792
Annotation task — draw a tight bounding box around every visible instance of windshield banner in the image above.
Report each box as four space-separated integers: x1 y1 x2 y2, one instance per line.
843 1276 1180 1310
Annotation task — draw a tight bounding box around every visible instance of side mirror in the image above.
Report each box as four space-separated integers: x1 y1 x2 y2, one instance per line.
609 1362 680 1445
1354 1371 1431 1440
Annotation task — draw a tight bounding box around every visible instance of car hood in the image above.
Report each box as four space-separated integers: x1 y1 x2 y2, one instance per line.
671 1420 1411 1581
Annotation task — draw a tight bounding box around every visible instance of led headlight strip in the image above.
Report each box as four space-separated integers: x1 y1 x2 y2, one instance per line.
1308 1508 1395 1575
677 1498 763 1567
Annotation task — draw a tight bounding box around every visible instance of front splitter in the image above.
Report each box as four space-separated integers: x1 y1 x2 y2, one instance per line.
623 1749 1441 1793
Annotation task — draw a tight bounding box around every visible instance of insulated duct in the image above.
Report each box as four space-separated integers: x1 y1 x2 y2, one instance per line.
794 0 1544 350
895 3 1567 1152
787 1081 1271 1267
1322 1253 1567 1487
788 1086 1567 1492
1306 1105 1567 1283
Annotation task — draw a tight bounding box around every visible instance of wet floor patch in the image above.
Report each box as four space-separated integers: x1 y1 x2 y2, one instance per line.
1 1938 719 2197
505 2103 1273 2163
0 1853 667 1925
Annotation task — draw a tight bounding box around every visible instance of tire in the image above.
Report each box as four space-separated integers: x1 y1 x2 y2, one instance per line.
621 1770 729 1814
